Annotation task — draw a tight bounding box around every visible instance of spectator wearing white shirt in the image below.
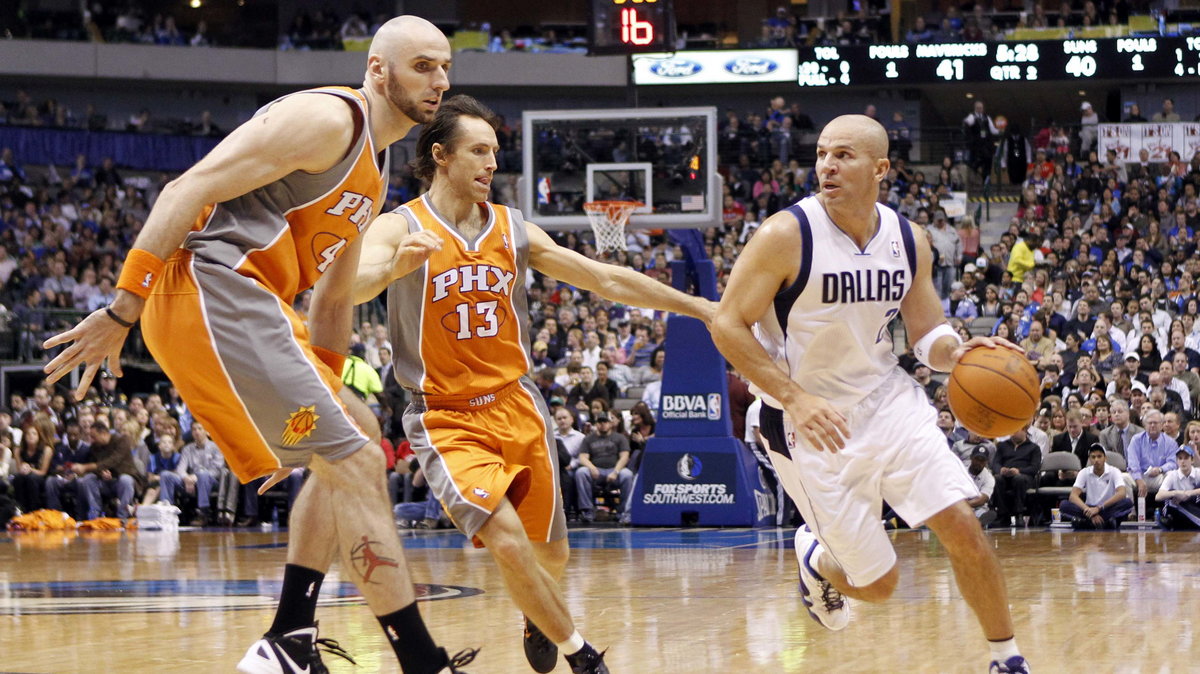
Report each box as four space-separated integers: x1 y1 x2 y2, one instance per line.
553 406 586 521
1156 446 1200 529
1059 444 1133 529
966 447 997 528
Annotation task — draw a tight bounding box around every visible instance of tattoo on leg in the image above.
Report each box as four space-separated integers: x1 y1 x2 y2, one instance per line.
349 535 400 583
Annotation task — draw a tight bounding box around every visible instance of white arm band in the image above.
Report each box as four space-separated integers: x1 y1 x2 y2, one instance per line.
914 323 962 372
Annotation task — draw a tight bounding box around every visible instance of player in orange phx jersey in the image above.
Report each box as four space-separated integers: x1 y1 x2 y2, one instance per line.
42 17 476 674
353 95 716 674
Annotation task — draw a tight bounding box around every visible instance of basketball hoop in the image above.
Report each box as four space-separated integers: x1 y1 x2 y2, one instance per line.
583 200 643 255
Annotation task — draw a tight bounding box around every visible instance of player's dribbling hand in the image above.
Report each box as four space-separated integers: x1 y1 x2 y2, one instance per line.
786 392 850 453
43 307 133 401
391 229 443 280
949 335 1024 365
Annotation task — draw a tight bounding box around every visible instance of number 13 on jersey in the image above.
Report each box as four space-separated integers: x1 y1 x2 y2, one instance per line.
451 301 500 340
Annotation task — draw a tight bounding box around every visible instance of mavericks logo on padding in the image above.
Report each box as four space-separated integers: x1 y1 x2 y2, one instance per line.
677 453 703 480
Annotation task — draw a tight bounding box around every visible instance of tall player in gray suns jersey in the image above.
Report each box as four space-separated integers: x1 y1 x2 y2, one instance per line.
712 115 1031 674
43 16 475 674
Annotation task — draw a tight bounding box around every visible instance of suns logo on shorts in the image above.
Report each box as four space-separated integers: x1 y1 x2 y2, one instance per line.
282 405 320 446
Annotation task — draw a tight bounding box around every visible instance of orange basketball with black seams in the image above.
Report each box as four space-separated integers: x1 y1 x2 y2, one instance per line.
948 346 1039 438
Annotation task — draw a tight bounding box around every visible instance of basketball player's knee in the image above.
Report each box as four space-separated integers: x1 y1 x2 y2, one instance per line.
486 529 531 568
860 567 899 601
335 442 388 485
538 538 569 568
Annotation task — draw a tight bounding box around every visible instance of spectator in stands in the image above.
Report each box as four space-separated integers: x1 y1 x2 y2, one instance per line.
1153 98 1181 123
177 422 230 526
887 111 913 161
44 420 90 517
1127 409 1178 499
962 100 998 179
1156 445 1200 529
928 211 962 297
966 446 997 528
1020 319 1056 365
1007 230 1040 284
574 412 633 524
1051 409 1099 472
904 17 934 42
76 421 143 522
1078 102 1099 156
992 424 1041 524
1060 444 1133 529
143 430 181 506
11 421 52 513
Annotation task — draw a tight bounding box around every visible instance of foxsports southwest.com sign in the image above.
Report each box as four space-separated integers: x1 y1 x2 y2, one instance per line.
632 49 799 86
641 451 737 506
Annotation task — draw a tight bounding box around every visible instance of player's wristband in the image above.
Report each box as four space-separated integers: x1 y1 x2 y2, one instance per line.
104 306 135 328
312 345 347 374
116 249 166 300
914 323 962 372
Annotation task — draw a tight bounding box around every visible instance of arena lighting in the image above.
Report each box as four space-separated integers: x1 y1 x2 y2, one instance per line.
189 0 201 7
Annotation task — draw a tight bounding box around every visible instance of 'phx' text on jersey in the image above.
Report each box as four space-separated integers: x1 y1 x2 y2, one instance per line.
386 195 535 397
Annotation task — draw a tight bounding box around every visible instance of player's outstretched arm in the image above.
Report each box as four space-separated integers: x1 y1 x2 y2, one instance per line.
525 221 714 323
43 93 358 400
353 213 442 304
712 211 848 452
900 223 1021 372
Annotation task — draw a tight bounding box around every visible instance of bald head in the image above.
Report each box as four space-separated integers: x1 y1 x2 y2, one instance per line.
368 15 446 63
820 114 889 161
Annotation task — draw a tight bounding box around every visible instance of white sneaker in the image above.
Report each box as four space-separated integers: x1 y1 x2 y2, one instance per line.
795 526 851 631
236 623 354 674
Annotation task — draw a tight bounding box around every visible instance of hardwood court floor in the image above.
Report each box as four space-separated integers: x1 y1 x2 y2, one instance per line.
1 525 1197 673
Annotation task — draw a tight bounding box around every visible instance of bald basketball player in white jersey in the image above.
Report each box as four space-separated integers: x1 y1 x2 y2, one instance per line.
712 115 1031 674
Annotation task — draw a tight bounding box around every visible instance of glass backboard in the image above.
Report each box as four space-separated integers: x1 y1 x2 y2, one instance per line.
520 107 719 230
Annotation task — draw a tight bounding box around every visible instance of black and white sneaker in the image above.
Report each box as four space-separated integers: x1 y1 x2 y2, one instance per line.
236 623 355 674
565 643 609 674
523 617 558 673
795 526 850 631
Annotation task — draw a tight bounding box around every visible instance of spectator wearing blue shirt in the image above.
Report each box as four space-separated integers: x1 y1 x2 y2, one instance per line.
1127 409 1179 499
942 281 978 322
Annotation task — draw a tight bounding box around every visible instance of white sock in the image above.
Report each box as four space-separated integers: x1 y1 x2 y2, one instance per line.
988 637 1020 662
557 630 586 655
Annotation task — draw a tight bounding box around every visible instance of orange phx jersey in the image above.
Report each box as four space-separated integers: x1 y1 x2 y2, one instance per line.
139 86 386 483
185 86 388 301
386 194 534 398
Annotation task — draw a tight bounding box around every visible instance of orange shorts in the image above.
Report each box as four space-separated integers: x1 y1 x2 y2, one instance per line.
141 251 367 483
403 378 567 546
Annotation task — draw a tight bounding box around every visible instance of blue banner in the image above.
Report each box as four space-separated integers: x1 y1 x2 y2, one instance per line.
630 436 773 527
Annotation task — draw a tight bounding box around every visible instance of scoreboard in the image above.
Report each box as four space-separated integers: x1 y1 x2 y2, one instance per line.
795 36 1200 86
589 0 676 55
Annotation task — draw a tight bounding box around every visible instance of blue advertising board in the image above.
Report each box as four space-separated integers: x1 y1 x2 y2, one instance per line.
628 254 772 526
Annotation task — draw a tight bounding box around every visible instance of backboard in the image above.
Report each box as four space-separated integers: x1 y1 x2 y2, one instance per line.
519 107 719 230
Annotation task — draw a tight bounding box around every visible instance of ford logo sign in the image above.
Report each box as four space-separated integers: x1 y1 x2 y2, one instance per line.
649 59 702 78
725 57 779 76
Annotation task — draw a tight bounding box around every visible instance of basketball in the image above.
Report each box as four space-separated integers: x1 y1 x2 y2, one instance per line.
947 347 1039 438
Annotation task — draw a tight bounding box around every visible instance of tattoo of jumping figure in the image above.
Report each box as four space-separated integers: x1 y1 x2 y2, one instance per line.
350 535 400 583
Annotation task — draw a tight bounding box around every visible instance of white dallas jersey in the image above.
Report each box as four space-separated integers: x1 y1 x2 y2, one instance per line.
754 196 918 411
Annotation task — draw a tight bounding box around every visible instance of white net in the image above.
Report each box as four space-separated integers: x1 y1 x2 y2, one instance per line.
583 201 643 255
